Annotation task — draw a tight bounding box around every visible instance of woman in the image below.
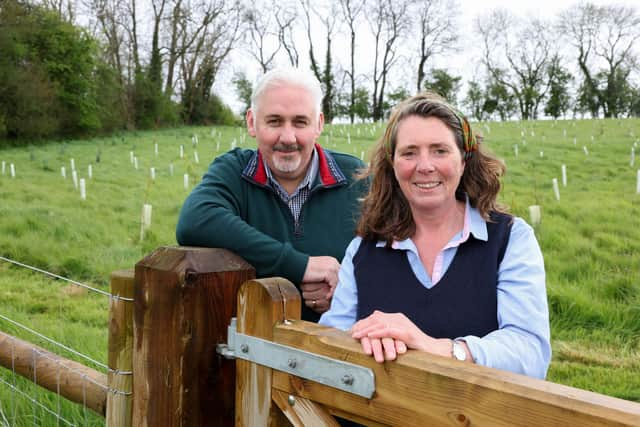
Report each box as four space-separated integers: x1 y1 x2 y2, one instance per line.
320 92 551 379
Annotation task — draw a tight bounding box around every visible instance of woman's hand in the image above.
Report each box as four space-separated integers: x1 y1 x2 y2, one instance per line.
351 311 451 362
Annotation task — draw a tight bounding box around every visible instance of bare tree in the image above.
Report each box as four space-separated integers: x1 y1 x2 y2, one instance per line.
164 0 225 97
338 0 366 123
477 10 554 120
164 0 185 97
559 3 640 118
411 0 459 92
85 0 135 125
274 2 299 67
42 0 75 22
300 0 339 122
368 0 410 121
179 0 242 122
243 1 281 73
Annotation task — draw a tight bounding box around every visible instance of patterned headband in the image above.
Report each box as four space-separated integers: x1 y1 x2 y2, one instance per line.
454 110 478 160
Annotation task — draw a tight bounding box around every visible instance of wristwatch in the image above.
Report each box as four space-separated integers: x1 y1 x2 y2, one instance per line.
452 340 467 361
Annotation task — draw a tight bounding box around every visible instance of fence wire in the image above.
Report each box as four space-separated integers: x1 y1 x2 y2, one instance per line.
0 376 77 427
0 255 133 302
0 254 134 424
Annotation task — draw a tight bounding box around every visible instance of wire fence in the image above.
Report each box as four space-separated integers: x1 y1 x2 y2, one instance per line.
0 255 133 426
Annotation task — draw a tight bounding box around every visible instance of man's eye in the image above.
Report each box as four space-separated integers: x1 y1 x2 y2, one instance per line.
294 120 309 127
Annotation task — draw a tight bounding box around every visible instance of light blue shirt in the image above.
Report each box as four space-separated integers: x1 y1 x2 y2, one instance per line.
320 200 551 379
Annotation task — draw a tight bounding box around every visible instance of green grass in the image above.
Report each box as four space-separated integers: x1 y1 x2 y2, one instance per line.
1 119 639 424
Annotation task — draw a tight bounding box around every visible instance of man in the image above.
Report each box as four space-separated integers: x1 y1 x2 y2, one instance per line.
176 68 367 322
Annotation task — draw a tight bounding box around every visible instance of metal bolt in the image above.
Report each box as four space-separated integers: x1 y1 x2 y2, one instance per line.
341 374 354 386
288 395 296 406
240 344 248 353
287 358 297 369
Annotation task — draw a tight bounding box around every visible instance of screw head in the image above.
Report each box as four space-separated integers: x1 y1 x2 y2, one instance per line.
240 344 248 353
287 358 297 369
341 374 354 386
288 395 296 406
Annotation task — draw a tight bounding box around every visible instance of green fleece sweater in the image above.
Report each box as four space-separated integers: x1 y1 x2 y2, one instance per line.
176 146 367 321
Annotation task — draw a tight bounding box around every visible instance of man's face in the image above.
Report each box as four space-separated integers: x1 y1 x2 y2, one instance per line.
246 84 324 186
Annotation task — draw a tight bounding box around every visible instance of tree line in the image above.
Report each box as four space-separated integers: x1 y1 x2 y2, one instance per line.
1 0 639 142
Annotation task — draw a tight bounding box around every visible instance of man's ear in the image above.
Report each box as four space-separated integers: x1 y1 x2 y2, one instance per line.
316 112 325 136
246 109 257 137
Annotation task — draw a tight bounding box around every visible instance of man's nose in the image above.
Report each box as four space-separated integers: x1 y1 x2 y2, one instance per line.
279 124 296 142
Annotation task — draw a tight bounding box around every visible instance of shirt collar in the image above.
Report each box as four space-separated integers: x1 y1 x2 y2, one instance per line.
376 195 488 251
263 147 318 191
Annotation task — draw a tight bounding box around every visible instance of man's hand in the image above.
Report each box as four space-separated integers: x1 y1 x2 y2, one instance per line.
301 256 340 313
300 282 332 313
302 256 340 289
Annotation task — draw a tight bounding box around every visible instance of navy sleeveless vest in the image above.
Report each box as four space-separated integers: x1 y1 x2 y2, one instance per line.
354 213 512 339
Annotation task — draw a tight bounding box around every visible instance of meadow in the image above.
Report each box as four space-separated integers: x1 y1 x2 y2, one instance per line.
1 118 639 425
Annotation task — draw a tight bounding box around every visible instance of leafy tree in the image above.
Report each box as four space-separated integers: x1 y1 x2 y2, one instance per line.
484 76 517 121
424 68 461 105
233 72 253 115
30 7 101 133
629 86 640 118
383 86 410 119
575 78 600 118
464 80 485 121
0 0 104 139
544 56 573 119
352 87 371 122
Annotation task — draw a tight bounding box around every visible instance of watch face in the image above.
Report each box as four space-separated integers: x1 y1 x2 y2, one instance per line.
453 342 467 361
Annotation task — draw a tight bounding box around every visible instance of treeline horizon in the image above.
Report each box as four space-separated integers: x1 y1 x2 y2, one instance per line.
1 0 639 144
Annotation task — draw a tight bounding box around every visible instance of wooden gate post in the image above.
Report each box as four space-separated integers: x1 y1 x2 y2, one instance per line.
235 278 301 426
133 246 255 426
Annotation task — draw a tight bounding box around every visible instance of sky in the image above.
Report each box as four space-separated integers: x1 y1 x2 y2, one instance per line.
214 0 638 114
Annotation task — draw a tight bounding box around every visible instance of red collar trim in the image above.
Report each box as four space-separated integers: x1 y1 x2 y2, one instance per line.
316 143 337 186
254 151 268 185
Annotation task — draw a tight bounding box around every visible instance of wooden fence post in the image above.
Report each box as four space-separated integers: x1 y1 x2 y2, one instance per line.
107 269 134 427
133 246 255 426
235 277 301 427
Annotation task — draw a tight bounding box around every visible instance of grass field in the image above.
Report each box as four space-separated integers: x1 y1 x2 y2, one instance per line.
1 118 639 424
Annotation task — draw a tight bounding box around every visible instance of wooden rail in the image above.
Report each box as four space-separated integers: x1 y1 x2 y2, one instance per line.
235 278 640 426
0 331 107 416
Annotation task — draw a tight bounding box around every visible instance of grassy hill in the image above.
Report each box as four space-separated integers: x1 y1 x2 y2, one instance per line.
1 118 639 424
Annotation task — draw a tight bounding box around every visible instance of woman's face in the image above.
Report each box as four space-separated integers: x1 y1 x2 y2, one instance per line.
392 115 465 216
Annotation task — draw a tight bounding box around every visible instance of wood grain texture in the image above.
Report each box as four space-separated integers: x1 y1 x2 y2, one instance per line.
272 389 339 427
133 246 255 427
235 277 301 427
270 322 640 427
107 269 134 427
0 331 107 415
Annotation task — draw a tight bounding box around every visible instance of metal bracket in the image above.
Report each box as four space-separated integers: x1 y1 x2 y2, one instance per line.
216 318 375 399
